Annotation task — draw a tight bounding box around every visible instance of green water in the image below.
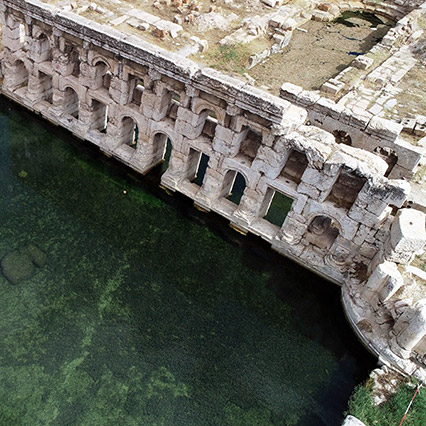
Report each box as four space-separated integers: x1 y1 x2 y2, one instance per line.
0 97 375 426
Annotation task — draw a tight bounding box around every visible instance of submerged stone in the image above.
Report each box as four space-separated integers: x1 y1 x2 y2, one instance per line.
0 244 47 284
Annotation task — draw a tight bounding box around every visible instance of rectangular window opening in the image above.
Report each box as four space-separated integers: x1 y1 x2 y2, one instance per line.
264 190 293 227
281 150 308 184
326 168 366 210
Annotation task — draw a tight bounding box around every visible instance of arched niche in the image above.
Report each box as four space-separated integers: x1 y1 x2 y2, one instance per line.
306 215 340 251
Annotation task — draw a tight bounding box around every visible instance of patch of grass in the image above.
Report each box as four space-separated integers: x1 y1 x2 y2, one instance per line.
205 43 252 75
348 379 426 425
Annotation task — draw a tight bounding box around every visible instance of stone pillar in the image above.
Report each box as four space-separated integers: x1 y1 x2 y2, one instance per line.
3 12 24 52
391 301 426 359
361 261 403 304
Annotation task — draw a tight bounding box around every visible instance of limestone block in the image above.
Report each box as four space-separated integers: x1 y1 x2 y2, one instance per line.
392 138 423 171
214 125 234 143
174 119 201 140
360 179 410 208
297 182 320 200
212 138 239 157
390 209 426 254
378 271 404 303
251 146 285 178
176 106 200 126
364 197 389 216
3 35 22 52
312 97 343 119
300 168 336 192
348 205 389 229
367 116 402 143
296 90 321 108
352 55 374 70
279 82 303 103
282 217 307 237
353 224 376 246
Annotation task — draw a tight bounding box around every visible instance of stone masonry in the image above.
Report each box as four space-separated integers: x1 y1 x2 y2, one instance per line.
2 0 426 383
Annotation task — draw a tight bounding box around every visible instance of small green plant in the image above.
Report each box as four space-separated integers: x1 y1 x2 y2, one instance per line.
206 44 251 75
347 379 426 425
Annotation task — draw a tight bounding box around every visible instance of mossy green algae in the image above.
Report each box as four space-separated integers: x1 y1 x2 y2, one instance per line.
0 99 374 425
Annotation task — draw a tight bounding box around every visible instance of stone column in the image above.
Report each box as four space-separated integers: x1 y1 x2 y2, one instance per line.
391 301 426 359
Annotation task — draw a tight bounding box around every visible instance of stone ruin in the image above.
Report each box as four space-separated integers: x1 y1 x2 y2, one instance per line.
2 0 426 392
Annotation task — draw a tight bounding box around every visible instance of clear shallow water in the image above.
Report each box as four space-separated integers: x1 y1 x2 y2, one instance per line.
0 97 375 426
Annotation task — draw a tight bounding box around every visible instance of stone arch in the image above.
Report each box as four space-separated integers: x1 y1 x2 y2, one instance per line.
10 59 29 88
151 131 174 170
120 116 139 149
222 169 248 205
305 215 340 251
90 55 115 70
63 86 79 118
32 30 52 62
193 101 226 126
92 58 113 89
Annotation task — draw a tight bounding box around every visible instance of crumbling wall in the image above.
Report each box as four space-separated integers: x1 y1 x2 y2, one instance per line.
280 83 424 179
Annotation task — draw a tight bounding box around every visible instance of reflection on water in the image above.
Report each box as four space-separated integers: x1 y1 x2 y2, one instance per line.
0 97 375 425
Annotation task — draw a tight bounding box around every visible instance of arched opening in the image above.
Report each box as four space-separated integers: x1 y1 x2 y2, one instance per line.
200 110 218 138
152 133 173 174
129 75 145 106
121 117 138 149
374 146 398 177
166 92 181 120
63 87 79 118
93 60 111 90
333 130 352 146
12 60 29 89
222 171 247 205
326 167 366 210
35 32 51 62
306 216 339 251
187 148 210 186
90 99 108 133
281 149 309 184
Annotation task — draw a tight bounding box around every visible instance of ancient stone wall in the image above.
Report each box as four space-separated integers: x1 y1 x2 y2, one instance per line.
280 83 424 180
0 0 421 287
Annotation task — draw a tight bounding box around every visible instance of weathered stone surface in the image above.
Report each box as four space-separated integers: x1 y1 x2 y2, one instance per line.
1 244 47 284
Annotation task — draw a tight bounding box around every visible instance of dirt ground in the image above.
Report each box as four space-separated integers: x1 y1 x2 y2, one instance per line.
249 15 392 94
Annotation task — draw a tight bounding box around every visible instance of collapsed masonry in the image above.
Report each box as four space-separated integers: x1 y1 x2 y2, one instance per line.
2 0 426 381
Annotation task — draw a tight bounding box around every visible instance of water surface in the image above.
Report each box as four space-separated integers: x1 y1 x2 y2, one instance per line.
0 97 375 425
